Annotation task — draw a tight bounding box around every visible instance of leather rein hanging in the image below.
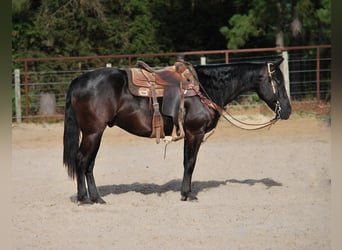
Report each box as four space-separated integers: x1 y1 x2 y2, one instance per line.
198 62 282 131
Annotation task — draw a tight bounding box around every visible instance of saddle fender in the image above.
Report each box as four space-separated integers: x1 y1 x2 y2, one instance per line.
162 85 181 125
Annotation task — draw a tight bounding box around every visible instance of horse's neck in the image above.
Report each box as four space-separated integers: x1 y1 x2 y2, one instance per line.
225 80 251 104
204 75 256 107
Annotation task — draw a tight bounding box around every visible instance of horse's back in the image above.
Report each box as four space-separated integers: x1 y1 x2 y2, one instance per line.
69 68 125 94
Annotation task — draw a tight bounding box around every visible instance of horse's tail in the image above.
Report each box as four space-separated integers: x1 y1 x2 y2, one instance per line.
63 85 80 180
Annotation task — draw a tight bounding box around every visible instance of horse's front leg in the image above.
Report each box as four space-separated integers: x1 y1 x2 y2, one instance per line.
181 133 204 201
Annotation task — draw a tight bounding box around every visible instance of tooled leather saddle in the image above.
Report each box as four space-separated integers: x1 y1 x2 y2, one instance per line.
126 60 200 143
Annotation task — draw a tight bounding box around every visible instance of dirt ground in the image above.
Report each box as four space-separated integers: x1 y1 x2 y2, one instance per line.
12 114 331 250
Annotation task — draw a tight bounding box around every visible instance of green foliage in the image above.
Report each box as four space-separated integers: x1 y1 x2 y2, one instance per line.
12 0 233 60
220 10 262 49
12 0 331 59
315 0 331 40
12 0 331 58
220 0 331 49
12 0 160 59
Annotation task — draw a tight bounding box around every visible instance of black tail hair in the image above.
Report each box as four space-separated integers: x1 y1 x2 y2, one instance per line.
63 87 80 179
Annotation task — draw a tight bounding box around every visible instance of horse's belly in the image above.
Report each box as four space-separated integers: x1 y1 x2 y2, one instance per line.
113 111 173 138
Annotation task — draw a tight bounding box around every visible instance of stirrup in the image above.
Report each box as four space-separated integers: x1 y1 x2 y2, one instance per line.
163 124 185 143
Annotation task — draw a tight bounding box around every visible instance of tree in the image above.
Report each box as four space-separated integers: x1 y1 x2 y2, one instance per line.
113 0 161 53
12 0 41 58
152 0 234 52
220 0 331 49
12 0 162 59
12 0 331 60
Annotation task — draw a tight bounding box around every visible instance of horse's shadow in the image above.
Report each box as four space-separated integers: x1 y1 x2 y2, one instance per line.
70 178 282 202
95 177 282 199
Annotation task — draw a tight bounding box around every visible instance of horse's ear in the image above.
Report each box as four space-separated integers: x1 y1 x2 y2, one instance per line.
271 57 284 70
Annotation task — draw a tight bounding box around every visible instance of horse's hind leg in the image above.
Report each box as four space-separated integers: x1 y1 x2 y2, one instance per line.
75 151 89 204
76 130 105 204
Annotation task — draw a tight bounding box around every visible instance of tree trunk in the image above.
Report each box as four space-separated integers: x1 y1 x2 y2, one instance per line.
276 30 284 47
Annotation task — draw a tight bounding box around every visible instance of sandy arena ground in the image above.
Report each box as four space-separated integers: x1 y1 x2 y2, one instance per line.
12 114 331 249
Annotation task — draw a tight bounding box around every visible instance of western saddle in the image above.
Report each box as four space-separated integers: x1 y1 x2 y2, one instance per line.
126 59 200 143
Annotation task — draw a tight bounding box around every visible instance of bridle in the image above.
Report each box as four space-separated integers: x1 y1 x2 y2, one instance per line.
267 62 282 120
199 62 282 131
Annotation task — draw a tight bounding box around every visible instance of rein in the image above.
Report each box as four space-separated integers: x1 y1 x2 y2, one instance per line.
220 107 279 130
197 62 281 131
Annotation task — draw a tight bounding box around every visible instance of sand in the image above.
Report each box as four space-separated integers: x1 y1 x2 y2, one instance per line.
12 114 331 249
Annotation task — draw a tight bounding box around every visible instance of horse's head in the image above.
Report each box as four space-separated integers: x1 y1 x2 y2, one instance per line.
258 58 291 120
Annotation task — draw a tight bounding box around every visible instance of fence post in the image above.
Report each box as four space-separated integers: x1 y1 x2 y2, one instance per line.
225 51 229 63
316 47 321 102
200 56 206 65
281 51 291 99
128 56 132 68
24 60 29 117
14 69 22 123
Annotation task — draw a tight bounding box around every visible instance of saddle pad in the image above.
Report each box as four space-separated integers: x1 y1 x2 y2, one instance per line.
126 69 162 97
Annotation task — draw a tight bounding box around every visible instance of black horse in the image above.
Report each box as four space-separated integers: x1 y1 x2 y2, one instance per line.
63 58 291 204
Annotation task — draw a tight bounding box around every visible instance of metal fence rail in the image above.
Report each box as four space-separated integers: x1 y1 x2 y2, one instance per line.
12 45 331 122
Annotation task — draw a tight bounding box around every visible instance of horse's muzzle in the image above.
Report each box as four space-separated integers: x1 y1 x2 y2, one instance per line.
279 105 291 120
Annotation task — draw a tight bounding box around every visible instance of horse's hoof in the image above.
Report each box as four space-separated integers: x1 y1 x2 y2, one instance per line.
181 195 188 201
181 193 198 201
188 195 198 201
94 197 106 204
77 198 93 205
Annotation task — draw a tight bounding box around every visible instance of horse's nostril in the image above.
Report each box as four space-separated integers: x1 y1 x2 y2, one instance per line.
280 110 291 120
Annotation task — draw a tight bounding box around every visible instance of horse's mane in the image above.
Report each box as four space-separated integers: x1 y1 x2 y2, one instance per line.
194 61 264 68
194 62 265 90
194 62 266 75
